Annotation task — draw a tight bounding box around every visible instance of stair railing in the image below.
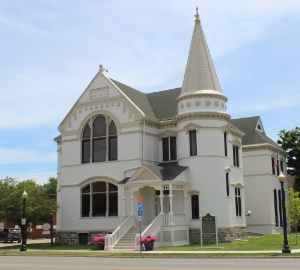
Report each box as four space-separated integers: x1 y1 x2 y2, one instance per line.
134 213 163 250
105 214 134 250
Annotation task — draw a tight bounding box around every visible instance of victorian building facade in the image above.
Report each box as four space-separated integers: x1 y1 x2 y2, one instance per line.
55 10 286 248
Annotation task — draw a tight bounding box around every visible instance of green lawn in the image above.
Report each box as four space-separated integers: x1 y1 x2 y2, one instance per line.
0 234 299 257
155 234 300 251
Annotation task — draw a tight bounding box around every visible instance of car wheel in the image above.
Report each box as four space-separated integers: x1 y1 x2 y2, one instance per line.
18 240 21 243
10 240 13 243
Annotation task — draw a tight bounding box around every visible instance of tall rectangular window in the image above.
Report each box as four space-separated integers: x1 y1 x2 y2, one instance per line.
235 187 242 217
170 137 177 160
191 195 200 219
224 133 228 156
274 189 279 227
271 157 276 175
233 146 239 167
189 130 197 156
226 173 230 196
162 137 177 161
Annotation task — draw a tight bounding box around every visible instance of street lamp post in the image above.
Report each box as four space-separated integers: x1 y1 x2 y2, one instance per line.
20 191 28 251
278 172 291 253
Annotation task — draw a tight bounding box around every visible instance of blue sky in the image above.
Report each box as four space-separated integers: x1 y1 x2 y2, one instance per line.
1 0 299 184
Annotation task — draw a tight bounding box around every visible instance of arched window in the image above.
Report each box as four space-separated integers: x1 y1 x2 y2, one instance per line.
81 181 118 217
82 115 118 163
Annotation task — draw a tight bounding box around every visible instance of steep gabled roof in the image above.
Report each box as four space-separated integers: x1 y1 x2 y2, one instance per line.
111 79 156 119
111 79 181 120
230 116 279 147
147 88 181 120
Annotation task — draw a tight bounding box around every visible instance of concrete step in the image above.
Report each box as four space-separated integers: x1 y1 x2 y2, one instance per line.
112 226 146 250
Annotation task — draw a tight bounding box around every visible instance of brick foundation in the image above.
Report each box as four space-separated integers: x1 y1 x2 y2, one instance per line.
56 231 108 245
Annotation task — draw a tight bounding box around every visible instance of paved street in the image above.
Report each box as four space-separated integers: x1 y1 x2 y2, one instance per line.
1 257 300 270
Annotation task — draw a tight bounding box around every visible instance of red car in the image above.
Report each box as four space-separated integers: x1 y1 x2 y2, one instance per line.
0 228 22 243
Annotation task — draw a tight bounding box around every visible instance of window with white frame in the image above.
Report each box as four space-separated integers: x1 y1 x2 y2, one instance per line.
81 181 118 217
233 145 240 167
162 137 177 161
191 194 200 219
82 115 117 163
235 187 242 217
226 173 230 196
189 130 197 156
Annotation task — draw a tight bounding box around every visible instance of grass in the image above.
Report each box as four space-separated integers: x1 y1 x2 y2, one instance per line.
155 234 300 251
0 234 300 257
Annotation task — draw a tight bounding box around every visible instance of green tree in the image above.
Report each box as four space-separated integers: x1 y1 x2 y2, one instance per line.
277 127 300 191
43 177 57 195
286 188 300 245
0 177 59 235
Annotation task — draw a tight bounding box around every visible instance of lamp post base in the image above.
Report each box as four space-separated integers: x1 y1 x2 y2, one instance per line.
282 245 291 253
20 245 27 251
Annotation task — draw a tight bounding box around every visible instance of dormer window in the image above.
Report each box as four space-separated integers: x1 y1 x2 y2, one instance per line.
82 115 117 163
257 124 261 130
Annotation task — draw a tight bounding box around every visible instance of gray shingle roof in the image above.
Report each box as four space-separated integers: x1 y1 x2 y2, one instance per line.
230 116 279 147
111 79 181 120
111 79 156 118
148 162 188 180
111 79 278 148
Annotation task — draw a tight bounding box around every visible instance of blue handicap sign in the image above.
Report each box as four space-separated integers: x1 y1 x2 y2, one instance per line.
137 202 142 210
138 210 142 217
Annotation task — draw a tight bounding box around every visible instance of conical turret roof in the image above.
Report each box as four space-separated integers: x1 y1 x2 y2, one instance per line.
181 8 221 94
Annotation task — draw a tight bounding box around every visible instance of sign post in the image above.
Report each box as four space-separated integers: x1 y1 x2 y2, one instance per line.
137 196 143 254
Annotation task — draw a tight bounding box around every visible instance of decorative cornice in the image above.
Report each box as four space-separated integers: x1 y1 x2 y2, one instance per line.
228 126 245 138
243 143 286 156
143 112 231 128
176 92 227 103
175 112 230 124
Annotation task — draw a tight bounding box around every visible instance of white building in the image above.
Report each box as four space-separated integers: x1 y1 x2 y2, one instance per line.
55 9 287 249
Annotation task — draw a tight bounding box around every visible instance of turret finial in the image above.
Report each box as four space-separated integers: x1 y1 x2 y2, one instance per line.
195 6 200 22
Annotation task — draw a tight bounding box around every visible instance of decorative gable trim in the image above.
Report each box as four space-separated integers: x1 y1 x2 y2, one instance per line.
126 166 162 183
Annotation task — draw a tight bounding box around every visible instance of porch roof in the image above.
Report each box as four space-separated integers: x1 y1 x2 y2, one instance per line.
119 162 188 184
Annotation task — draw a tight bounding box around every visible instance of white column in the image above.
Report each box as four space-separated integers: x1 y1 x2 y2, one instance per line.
183 186 188 225
122 187 126 222
130 188 134 215
169 185 174 225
